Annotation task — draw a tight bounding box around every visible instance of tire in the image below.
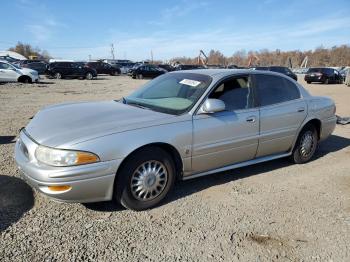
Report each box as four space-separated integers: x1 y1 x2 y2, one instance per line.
115 147 176 211
306 81 311 84
290 124 318 164
85 72 93 80
323 78 329 84
137 74 143 79
18 76 32 83
112 70 120 76
54 72 62 79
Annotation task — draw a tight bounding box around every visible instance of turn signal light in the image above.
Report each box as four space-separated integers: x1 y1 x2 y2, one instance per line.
48 185 72 192
76 152 99 165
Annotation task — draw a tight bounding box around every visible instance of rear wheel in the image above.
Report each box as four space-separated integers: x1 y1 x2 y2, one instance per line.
54 72 62 79
85 72 93 80
306 81 311 84
115 147 175 211
290 124 318 164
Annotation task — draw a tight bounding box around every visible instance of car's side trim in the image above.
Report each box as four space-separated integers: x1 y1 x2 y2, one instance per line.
182 152 291 180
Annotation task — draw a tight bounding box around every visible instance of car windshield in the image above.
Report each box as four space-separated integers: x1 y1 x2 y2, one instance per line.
125 73 212 115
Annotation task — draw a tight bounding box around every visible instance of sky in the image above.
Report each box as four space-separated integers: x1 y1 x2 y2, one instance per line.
1 0 349 61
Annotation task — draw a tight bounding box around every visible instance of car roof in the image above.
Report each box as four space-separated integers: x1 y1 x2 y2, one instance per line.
168 68 297 81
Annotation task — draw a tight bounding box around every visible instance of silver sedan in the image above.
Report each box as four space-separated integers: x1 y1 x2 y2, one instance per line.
15 69 336 210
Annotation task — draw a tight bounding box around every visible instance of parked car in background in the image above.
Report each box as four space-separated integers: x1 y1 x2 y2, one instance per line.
130 65 166 79
46 62 97 80
18 59 46 66
157 64 175 72
304 68 343 84
339 67 350 80
174 64 206 70
86 61 121 75
0 60 39 83
251 66 298 81
114 63 135 74
15 69 336 210
21 61 48 75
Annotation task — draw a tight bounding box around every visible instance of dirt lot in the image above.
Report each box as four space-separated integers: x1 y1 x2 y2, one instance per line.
0 75 349 261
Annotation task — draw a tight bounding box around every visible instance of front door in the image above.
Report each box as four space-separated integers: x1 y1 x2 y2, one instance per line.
192 74 259 173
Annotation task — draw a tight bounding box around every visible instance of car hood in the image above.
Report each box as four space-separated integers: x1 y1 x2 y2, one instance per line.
25 101 173 147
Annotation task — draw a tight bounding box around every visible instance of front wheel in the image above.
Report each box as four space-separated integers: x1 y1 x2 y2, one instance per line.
290 124 318 164
85 72 93 80
115 147 175 211
137 74 143 79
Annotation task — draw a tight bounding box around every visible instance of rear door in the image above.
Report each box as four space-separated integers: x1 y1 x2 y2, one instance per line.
254 73 307 157
0 62 19 82
192 74 259 173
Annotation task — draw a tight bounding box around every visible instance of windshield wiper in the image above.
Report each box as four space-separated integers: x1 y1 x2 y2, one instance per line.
127 101 152 110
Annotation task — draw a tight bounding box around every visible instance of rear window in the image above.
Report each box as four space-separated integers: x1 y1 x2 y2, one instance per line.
307 68 328 73
255 74 300 106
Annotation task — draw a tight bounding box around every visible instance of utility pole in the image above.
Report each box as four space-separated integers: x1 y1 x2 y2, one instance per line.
88 54 91 61
111 43 115 60
151 50 153 64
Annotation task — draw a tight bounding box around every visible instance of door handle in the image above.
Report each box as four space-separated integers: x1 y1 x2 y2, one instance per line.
297 108 305 112
246 116 256 123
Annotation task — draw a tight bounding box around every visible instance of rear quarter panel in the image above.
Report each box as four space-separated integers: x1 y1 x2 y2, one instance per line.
306 96 336 141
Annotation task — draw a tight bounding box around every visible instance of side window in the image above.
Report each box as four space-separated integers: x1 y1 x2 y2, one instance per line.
256 74 300 106
209 75 253 111
0 62 11 69
0 62 6 69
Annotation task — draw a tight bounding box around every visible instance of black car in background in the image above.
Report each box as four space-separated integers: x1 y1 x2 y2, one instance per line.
21 61 48 74
131 65 166 79
304 68 343 84
174 64 206 70
252 66 298 81
86 61 121 75
46 62 97 80
157 64 175 72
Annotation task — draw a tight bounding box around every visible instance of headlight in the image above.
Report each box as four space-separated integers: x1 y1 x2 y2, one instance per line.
35 145 100 167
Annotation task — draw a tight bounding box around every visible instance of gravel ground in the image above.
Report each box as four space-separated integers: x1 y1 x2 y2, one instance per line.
0 75 349 261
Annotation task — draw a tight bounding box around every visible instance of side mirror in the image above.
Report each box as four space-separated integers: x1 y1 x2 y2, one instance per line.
198 98 225 114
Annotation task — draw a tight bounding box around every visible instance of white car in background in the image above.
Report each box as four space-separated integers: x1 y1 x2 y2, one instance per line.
0 60 39 83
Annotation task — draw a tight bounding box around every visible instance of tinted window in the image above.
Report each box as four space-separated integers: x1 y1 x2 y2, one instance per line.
256 74 300 106
0 62 11 69
308 68 325 73
209 75 253 111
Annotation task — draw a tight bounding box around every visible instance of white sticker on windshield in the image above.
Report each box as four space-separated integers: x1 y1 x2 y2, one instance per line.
179 79 201 87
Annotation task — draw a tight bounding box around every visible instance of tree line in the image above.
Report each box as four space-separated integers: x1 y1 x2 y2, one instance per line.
170 45 350 67
8 42 51 60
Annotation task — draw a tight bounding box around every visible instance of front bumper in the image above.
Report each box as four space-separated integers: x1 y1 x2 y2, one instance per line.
15 130 121 203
